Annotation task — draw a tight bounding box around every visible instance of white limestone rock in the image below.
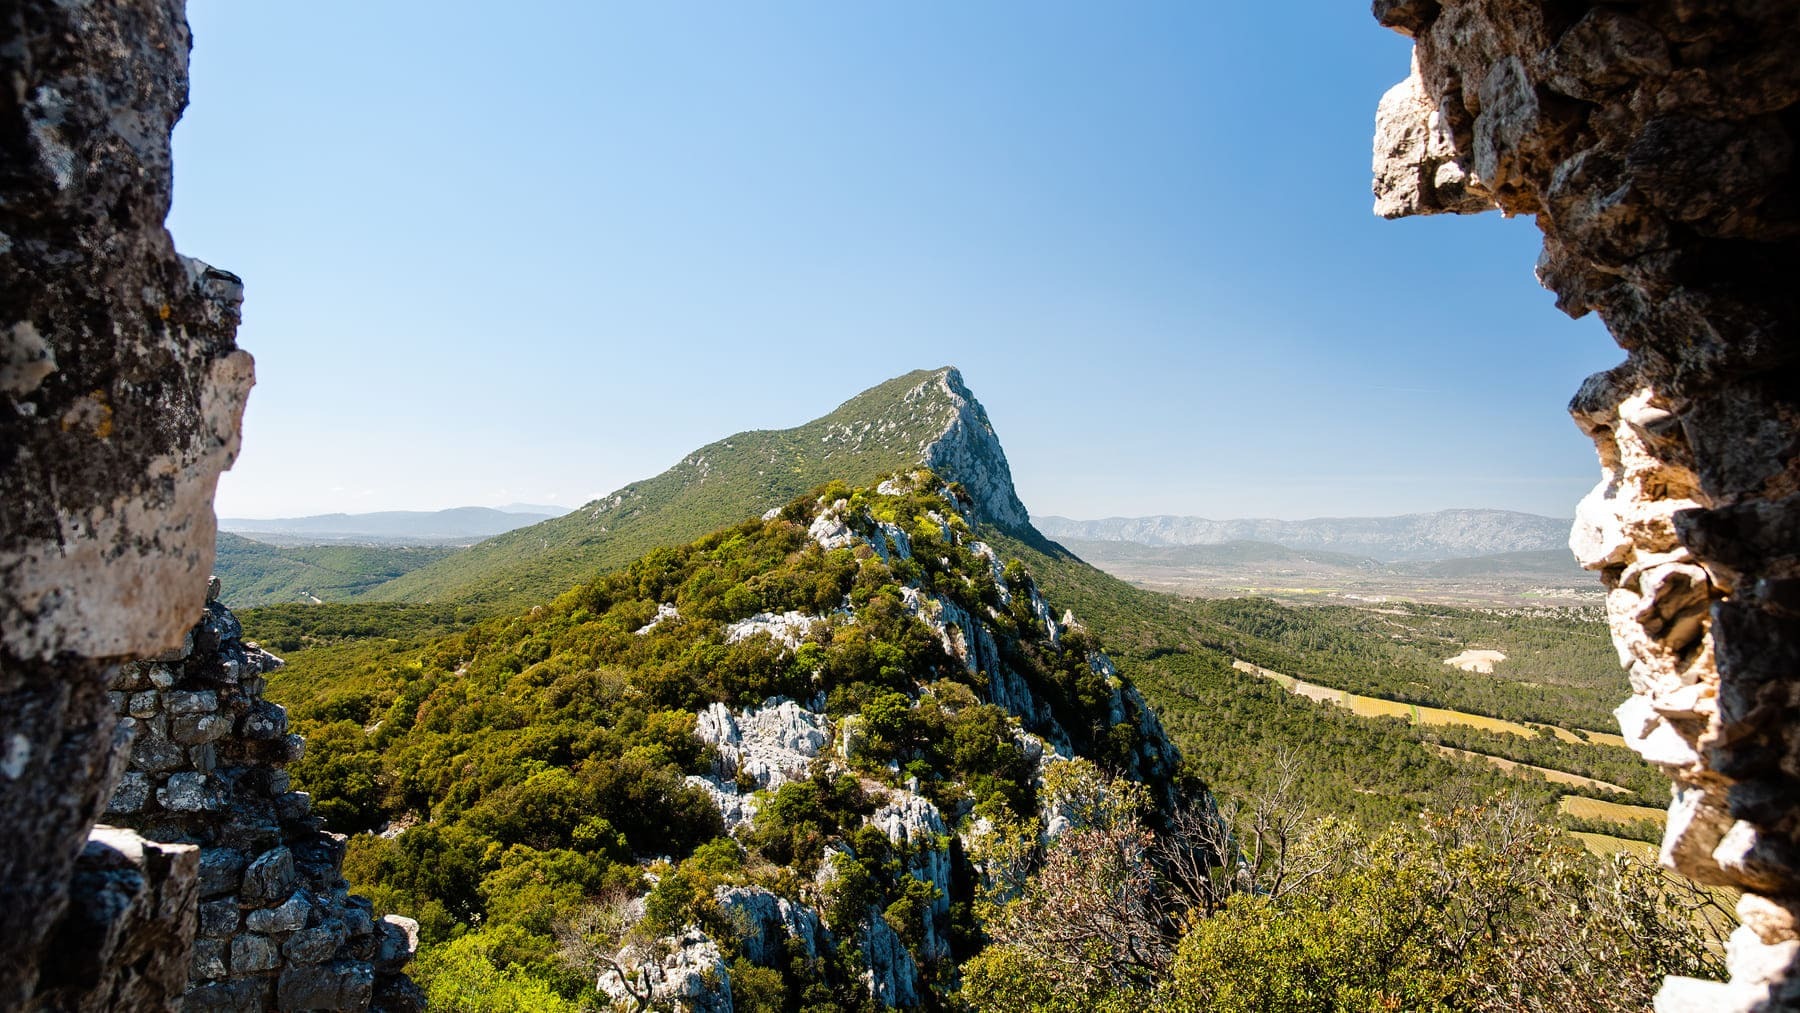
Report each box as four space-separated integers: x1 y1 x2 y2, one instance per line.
598 927 733 1013
696 698 831 793
715 886 831 966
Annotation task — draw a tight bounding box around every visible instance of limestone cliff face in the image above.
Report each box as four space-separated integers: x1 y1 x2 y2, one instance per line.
1372 3 1799 1008
1 1 253 1006
919 368 1033 531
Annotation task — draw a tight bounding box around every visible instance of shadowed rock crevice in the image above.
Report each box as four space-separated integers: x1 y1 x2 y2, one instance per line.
1373 3 1800 1008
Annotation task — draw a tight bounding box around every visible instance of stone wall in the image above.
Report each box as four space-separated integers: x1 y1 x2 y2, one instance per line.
102 579 422 1011
1371 2 1799 1009
2 0 254 1005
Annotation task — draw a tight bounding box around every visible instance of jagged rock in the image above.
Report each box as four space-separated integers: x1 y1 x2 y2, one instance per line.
598 927 734 1013
715 885 832 966
1372 2 1800 1003
374 915 420 975
696 697 831 792
919 369 1031 530
724 611 820 652
30 826 200 1013
869 790 953 962
858 908 922 1009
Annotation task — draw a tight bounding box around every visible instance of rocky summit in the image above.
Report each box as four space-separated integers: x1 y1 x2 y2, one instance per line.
361 366 1035 611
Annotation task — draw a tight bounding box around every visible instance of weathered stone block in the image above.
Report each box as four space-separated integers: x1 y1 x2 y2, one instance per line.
242 846 297 904
240 700 288 740
284 920 348 966
199 898 241 939
246 891 312 934
277 791 313 824
128 691 160 718
130 727 187 773
158 771 222 813
276 960 374 1012
106 772 152 816
197 847 249 899
230 933 280 974
374 915 420 975
172 712 231 745
191 937 228 981
185 977 275 1013
166 689 220 715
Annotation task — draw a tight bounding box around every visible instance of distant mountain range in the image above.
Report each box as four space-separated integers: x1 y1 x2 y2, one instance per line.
1035 509 1571 562
219 506 559 543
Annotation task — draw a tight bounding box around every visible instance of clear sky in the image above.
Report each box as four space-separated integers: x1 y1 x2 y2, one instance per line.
172 1 1622 522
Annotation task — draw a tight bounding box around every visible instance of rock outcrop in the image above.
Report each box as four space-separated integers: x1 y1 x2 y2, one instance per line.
1372 3 1800 1008
919 368 1032 531
103 582 420 1012
1 1 253 1005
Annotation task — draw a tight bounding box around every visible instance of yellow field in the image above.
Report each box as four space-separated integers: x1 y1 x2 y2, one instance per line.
1428 745 1631 794
1559 794 1667 827
1344 694 1415 719
1231 659 1617 746
1577 728 1629 748
1571 831 1658 862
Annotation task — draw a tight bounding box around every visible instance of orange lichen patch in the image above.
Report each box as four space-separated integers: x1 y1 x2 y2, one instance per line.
59 390 114 439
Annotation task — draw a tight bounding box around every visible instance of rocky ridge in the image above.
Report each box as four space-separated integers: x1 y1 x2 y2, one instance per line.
362 366 1034 611
597 471 1184 1010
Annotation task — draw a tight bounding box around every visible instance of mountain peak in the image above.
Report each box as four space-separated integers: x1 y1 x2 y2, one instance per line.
364 367 1036 609
915 367 1030 530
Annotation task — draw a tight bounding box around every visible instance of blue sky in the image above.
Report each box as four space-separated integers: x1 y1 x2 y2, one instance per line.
173 1 1621 522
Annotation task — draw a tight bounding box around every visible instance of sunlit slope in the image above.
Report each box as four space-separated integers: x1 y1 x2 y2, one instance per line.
360 368 986 611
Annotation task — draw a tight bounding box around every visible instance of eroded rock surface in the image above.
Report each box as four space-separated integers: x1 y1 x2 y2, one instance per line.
1 1 253 1005
1372 3 1800 1007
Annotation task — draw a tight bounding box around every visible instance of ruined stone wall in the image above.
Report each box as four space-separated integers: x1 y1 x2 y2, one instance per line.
2 1 253 1005
103 581 421 1012
1371 2 1799 1008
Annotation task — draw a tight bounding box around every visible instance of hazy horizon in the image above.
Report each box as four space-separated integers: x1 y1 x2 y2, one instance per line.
174 2 1618 522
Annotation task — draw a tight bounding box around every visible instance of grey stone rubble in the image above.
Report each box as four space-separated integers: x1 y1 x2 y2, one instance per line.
101 578 421 1012
1372 1 1800 1008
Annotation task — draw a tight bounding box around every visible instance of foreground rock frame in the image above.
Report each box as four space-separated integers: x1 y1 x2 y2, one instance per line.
1373 1 1800 1008
2 1 416 1008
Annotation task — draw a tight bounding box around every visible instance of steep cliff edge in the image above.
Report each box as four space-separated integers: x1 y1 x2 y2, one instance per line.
1 1 253 1005
1372 3 1800 1007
